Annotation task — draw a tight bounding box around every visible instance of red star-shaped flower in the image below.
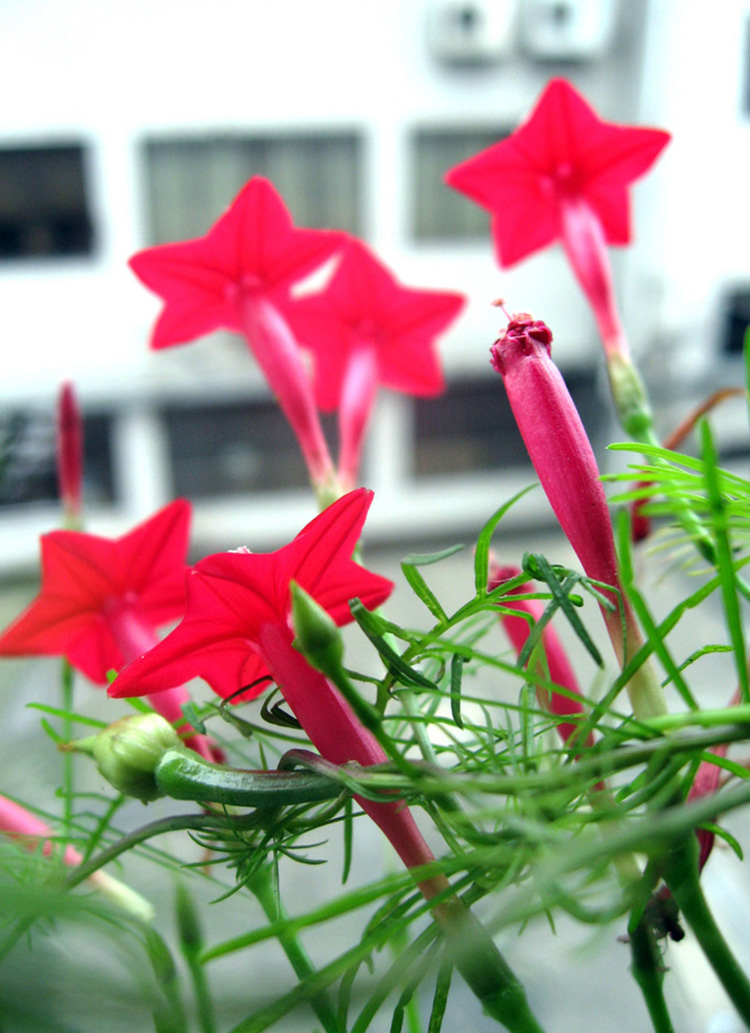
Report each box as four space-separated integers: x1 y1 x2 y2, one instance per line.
129 176 345 350
110 489 393 703
285 239 465 409
0 500 190 684
445 78 670 268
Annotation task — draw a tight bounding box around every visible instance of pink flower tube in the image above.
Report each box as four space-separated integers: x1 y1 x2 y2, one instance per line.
490 313 667 722
489 563 594 749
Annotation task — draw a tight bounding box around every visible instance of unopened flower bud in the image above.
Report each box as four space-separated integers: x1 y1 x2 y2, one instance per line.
290 581 345 678
490 309 667 722
72 714 182 802
56 380 84 526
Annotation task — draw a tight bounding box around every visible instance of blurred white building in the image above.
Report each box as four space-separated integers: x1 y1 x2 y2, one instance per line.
0 0 746 570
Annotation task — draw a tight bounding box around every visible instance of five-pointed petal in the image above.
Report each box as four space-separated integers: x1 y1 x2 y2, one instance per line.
445 78 670 267
129 177 345 349
284 239 465 410
0 500 191 683
110 489 393 702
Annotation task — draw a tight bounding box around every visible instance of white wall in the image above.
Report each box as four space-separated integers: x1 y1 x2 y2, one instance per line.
635 0 750 376
0 0 660 403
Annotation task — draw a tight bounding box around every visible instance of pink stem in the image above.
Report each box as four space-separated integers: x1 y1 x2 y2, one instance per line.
106 604 215 761
337 344 379 491
489 564 594 749
558 197 628 360
259 622 449 901
237 293 336 493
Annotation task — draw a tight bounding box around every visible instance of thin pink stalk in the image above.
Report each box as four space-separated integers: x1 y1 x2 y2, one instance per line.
259 622 449 901
0 794 82 867
558 197 628 360
490 313 666 722
105 603 215 762
489 563 594 749
337 345 379 491
56 381 84 526
237 292 337 497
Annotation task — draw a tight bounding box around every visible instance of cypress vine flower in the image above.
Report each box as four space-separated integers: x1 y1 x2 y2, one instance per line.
445 78 669 360
283 238 465 489
490 312 667 722
446 79 669 437
129 177 346 499
110 492 548 1031
0 501 215 760
108 491 451 897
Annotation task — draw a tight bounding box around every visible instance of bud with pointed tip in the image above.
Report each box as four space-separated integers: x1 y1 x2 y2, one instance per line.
290 579 345 677
71 714 182 802
56 381 83 526
490 312 667 722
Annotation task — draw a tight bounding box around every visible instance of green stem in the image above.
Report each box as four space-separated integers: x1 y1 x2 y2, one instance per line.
175 882 217 1033
639 426 717 566
65 811 261 890
61 659 74 836
249 865 342 1033
154 748 344 806
628 918 675 1033
434 899 546 1032
662 834 750 1024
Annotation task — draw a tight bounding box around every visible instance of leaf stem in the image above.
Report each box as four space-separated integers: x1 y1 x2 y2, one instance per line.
661 834 750 1025
249 865 343 1033
628 918 675 1033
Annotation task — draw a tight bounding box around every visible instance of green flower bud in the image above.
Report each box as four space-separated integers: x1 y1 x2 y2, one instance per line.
290 580 345 677
86 714 182 802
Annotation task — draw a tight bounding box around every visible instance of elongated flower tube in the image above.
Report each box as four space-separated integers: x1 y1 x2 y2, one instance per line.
0 501 215 760
129 178 346 502
490 313 666 722
283 238 465 490
489 562 594 749
56 381 83 527
0 793 153 920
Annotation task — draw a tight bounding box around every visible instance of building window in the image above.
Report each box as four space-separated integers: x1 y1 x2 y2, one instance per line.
142 131 363 244
0 145 94 260
0 410 114 508
413 371 601 477
410 126 508 241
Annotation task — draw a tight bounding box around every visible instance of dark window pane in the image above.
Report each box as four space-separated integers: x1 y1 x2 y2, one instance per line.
410 127 508 241
414 372 601 477
0 145 94 260
142 132 363 244
0 411 114 507
164 401 340 498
